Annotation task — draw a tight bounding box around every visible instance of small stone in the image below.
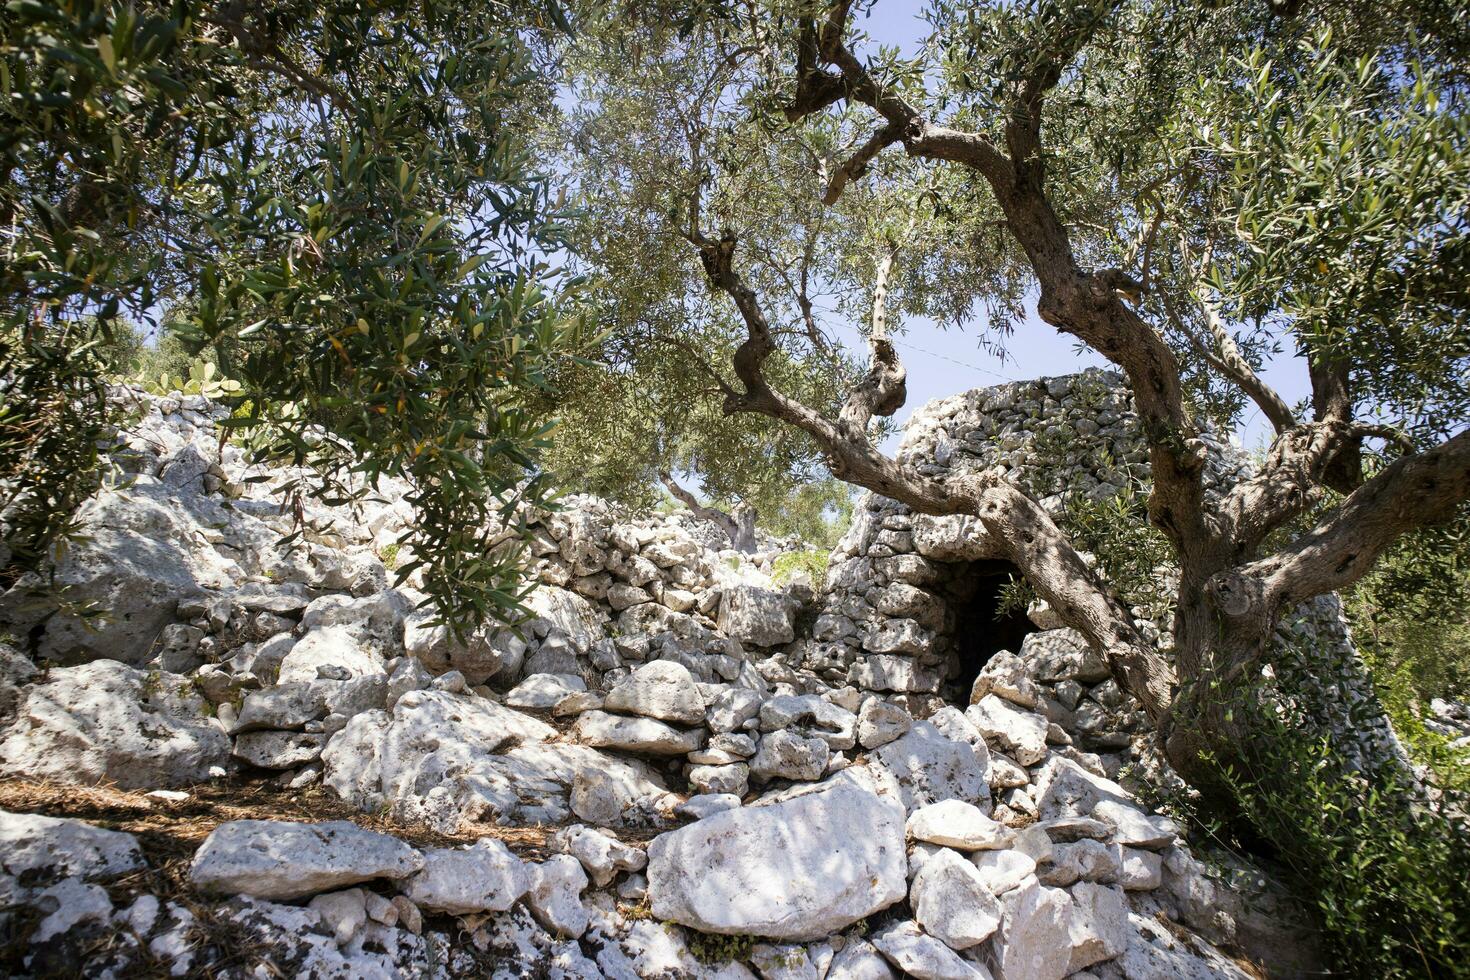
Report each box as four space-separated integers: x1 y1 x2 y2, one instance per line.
507 673 587 709
970 849 1036 895
968 651 1041 709
557 824 646 887
857 698 913 749
689 762 750 796
391 895 423 935
870 919 992 979
910 848 1003 950
828 937 898 979
232 730 323 770
527 854 590 938
307 887 367 947
751 730 830 781
675 793 742 819
906 799 1013 851
1092 799 1176 849
401 839 529 914
575 710 703 756
553 690 604 717
965 695 1048 766
1117 847 1163 890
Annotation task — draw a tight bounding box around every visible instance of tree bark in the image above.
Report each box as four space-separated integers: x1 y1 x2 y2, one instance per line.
679 2 1470 804
660 473 758 553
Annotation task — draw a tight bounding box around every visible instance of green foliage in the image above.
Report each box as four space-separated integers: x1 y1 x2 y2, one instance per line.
1056 486 1174 624
537 10 901 530
683 930 756 966
1346 504 1470 785
1199 670 1470 978
1181 35 1470 441
140 359 242 399
0 317 115 578
770 549 828 587
2 0 592 634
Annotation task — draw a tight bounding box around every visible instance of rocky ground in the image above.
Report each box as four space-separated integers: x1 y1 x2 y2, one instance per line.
0 384 1313 978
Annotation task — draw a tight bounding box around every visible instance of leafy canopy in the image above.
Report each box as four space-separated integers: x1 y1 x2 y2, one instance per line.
2 0 593 631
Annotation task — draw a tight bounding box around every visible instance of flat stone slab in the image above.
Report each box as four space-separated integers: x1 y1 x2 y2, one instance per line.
647 779 906 940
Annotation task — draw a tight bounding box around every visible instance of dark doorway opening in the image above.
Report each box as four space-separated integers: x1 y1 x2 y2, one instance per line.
950 559 1039 700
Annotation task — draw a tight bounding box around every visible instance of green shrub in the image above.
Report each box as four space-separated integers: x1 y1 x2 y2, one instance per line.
684 931 756 966
1199 671 1470 978
771 549 827 586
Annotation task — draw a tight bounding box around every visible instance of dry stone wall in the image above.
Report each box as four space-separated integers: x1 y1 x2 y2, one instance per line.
0 381 1323 978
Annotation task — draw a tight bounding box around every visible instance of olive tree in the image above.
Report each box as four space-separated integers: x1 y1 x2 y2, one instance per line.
1 0 592 631
570 0 1470 790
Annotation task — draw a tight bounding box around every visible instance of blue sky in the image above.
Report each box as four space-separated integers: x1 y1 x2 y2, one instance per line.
846 3 1309 455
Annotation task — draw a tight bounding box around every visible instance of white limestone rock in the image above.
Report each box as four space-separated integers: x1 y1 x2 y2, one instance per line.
869 920 993 980
1117 847 1164 891
189 820 423 900
869 721 990 812
989 880 1073 980
909 848 1003 950
323 688 665 832
575 710 703 756
507 673 587 710
647 779 906 940
967 651 1041 709
527 854 590 938
708 687 765 732
906 799 1013 851
751 943 819 980
750 730 830 781
857 697 912 749
232 730 323 770
1093 799 1177 850
556 824 646 887
277 625 386 685
0 660 230 789
690 763 750 796
8 482 241 667
848 653 943 694
827 938 898 980
965 695 1048 766
1066 882 1130 973
0 809 145 906
604 660 706 725
677 793 743 819
401 838 529 914
307 887 368 947
759 694 857 750
718 585 797 648
969 849 1036 896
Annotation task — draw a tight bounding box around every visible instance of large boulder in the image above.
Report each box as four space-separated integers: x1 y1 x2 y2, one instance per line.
869 721 990 813
718 585 797 648
0 809 145 906
647 778 907 940
0 660 230 788
603 660 705 725
323 689 666 832
0 482 241 666
189 820 423 900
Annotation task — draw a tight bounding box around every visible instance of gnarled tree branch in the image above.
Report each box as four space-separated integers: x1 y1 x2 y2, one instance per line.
1211 427 1470 631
